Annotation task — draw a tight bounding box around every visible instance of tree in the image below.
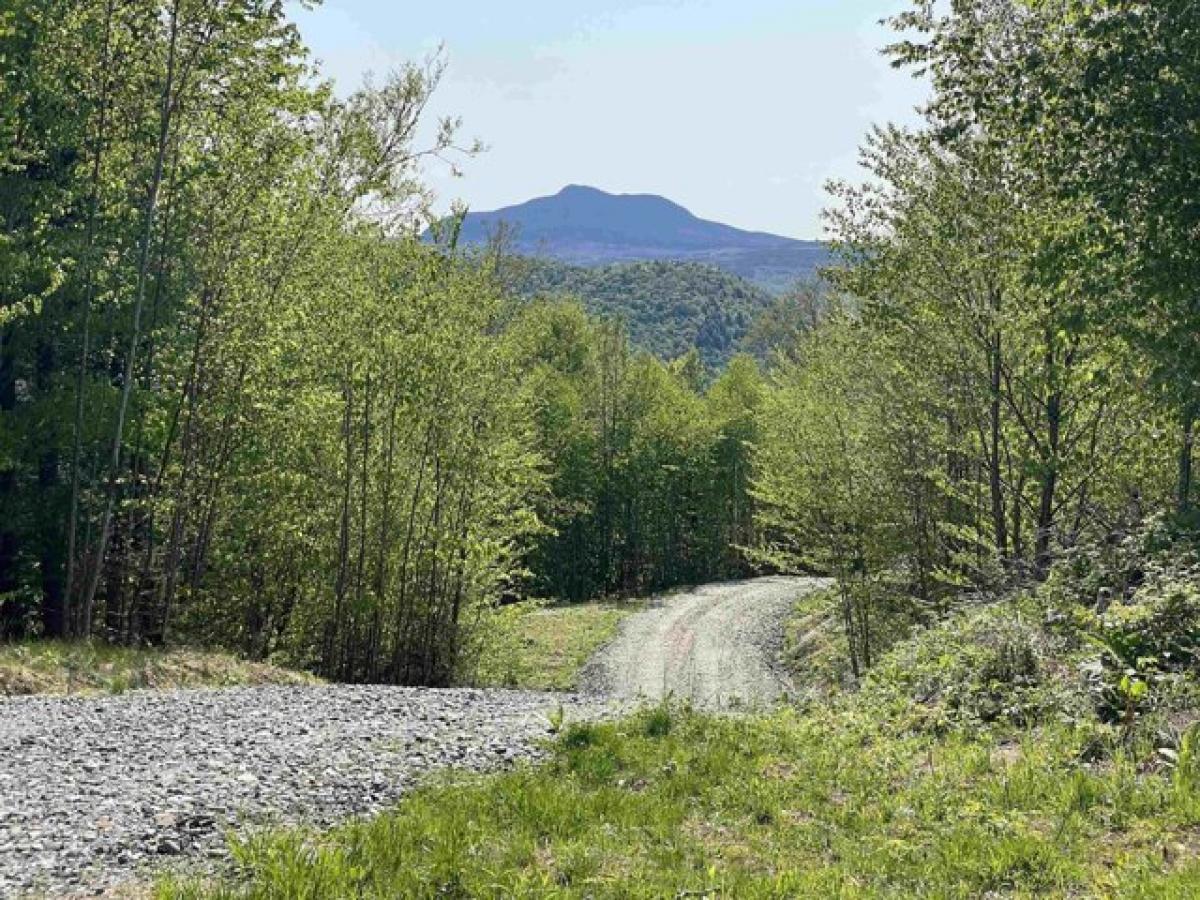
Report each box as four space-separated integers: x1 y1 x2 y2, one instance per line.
753 318 912 676
888 0 1200 511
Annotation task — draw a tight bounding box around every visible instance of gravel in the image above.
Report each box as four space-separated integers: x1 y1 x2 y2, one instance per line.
0 685 611 897
578 576 830 709
1 577 818 896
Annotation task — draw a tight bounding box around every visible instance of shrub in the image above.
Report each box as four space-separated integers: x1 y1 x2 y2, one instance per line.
861 602 1086 732
1073 566 1200 727
1033 518 1200 731
1043 514 1200 613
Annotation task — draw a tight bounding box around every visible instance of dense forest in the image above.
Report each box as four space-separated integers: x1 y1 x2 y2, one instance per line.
504 300 761 602
0 0 761 682
3 0 1198 700
752 0 1200 678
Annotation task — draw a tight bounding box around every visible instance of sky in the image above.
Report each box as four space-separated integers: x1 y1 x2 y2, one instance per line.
288 1 929 240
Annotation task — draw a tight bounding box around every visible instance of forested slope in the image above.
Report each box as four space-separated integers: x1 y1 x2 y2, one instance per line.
507 258 776 369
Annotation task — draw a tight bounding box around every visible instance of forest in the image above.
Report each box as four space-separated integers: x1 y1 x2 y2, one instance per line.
2 0 1198 699
752 0 1200 680
508 257 776 369
0 0 762 684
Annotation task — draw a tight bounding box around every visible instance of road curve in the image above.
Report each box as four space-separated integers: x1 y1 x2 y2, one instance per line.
579 576 829 709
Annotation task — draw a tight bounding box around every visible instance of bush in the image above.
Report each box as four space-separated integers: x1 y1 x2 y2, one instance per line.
860 602 1086 732
1091 578 1200 674
1043 514 1200 613
1071 561 1200 727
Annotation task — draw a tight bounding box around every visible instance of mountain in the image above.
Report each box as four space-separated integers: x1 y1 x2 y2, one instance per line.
510 258 776 370
456 185 829 293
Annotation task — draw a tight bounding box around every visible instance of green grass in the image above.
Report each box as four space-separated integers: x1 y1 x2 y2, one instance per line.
0 640 319 696
472 601 636 691
782 585 853 692
159 702 1200 899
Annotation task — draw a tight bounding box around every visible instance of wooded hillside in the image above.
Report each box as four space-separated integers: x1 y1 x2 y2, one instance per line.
508 258 777 369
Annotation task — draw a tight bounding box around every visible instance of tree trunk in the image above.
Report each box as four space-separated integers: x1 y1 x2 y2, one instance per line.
839 577 860 682
65 0 117 639
38 446 66 638
988 326 1008 560
1034 387 1062 579
1178 402 1196 514
0 325 19 639
327 378 354 678
80 0 182 631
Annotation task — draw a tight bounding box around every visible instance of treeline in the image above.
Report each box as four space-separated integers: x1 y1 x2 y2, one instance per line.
752 0 1199 677
0 0 520 683
0 0 757 683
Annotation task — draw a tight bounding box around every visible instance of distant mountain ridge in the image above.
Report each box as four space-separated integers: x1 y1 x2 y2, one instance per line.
455 185 829 293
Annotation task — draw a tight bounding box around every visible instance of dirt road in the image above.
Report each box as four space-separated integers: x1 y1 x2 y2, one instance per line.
580 576 828 709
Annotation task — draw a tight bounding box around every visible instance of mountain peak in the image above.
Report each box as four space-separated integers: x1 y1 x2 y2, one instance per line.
552 184 690 214
454 186 828 292
557 183 605 197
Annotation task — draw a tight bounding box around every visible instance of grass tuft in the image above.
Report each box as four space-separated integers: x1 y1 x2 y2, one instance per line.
0 640 318 697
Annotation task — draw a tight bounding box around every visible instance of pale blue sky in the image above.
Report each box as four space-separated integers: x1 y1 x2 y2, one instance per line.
289 1 928 239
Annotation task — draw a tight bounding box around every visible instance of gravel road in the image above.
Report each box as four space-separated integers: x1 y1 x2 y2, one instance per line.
579 576 829 709
2 577 819 896
0 685 609 897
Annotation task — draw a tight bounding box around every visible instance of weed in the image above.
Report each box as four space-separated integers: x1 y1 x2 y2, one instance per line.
0 641 318 697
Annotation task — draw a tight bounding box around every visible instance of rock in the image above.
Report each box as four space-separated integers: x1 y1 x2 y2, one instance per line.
0 684 616 896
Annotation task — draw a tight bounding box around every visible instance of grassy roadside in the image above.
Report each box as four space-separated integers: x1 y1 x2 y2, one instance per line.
160 701 1200 898
2 596 638 697
472 601 637 691
782 584 852 693
0 641 318 697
